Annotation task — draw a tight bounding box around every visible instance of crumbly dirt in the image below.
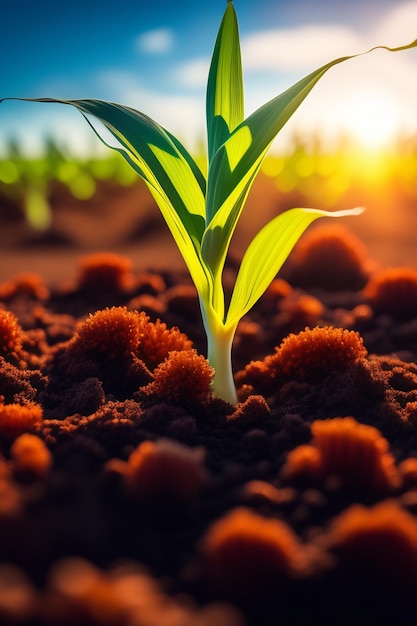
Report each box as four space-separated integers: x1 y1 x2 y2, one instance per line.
1 221 417 626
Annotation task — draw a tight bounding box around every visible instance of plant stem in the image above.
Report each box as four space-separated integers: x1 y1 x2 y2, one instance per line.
202 307 238 404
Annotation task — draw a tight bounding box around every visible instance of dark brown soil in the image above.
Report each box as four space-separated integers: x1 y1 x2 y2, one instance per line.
1 182 417 624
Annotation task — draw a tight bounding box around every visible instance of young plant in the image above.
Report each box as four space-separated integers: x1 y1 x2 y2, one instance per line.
1 1 416 403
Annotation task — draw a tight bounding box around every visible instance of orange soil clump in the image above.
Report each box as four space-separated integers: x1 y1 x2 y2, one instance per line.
282 416 400 493
0 402 43 441
272 327 367 382
287 224 370 291
142 349 214 408
68 306 193 372
46 307 210 411
10 433 52 480
137 318 193 370
398 457 417 488
111 438 206 502
0 272 49 302
33 557 246 626
202 507 305 599
77 252 135 293
236 326 368 397
227 395 271 428
68 307 148 360
364 266 417 319
328 500 417 586
281 444 324 483
0 310 24 361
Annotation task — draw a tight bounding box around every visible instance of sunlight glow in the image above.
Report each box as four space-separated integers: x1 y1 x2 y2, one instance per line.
338 90 401 150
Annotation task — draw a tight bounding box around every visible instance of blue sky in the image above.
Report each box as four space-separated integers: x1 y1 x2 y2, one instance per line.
1 0 417 155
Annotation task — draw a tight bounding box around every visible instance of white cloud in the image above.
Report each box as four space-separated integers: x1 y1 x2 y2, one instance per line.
135 28 175 54
372 1 417 47
238 2 417 147
240 2 417 74
4 2 416 156
241 25 362 72
175 58 209 88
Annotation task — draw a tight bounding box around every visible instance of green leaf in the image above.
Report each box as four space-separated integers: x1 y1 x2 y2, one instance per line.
225 206 364 327
201 154 264 285
206 38 417 225
206 0 244 168
1 97 209 293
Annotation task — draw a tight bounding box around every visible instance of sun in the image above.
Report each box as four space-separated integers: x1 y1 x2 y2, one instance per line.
341 89 400 150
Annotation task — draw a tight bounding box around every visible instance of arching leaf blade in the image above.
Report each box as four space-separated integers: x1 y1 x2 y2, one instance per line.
0 97 207 245
74 108 204 256
144 183 210 297
74 99 210 296
225 207 365 327
207 38 417 219
0 96 212 298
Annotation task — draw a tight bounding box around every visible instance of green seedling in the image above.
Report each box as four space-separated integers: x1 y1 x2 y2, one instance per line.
1 1 416 403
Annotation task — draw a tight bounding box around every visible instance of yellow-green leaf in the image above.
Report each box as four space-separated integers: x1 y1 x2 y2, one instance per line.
0 97 209 291
207 38 417 221
225 207 364 327
206 0 244 166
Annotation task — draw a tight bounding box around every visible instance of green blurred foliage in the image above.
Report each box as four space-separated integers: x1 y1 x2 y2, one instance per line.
1 132 417 232
0 137 137 230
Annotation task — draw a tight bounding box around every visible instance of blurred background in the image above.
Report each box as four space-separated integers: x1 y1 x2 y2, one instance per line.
1 0 417 280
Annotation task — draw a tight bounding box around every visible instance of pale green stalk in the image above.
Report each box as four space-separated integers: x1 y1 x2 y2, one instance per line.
200 301 238 403
1 2 416 404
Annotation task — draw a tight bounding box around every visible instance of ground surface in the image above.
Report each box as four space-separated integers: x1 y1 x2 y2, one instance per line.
1 175 417 625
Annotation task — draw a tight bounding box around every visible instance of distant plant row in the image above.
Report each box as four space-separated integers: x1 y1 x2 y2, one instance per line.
0 138 139 230
1 132 416 232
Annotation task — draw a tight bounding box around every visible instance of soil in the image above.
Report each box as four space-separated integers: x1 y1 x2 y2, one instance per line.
1 177 417 625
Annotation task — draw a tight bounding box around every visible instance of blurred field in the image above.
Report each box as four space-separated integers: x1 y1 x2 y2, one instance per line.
1 133 416 282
